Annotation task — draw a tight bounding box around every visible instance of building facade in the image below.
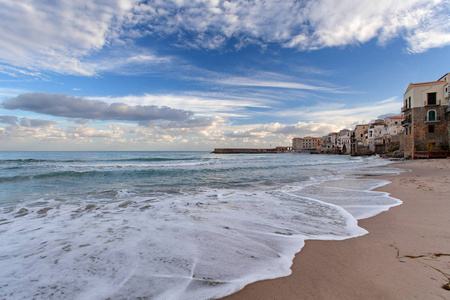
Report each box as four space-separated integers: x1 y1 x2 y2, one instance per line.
321 133 337 153
367 120 387 153
337 129 352 154
384 116 404 136
401 73 450 156
354 124 369 146
292 137 322 152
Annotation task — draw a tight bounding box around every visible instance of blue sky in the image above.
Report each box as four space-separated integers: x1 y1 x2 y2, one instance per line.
0 0 449 151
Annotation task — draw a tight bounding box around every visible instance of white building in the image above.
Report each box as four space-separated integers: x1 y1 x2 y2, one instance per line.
368 120 387 152
337 129 352 154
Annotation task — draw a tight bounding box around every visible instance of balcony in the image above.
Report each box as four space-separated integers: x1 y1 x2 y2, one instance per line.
424 99 442 106
401 118 411 127
401 106 410 112
424 116 441 123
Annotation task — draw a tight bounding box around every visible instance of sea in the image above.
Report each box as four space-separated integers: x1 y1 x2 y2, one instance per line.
0 151 402 299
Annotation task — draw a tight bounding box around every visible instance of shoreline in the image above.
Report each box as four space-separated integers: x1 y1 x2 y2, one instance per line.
222 159 450 300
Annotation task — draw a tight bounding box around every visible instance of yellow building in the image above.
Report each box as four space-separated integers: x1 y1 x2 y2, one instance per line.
292 137 322 152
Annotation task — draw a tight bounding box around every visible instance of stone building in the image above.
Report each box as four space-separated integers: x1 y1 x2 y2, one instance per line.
337 129 352 154
385 116 404 136
292 137 302 151
351 124 370 155
321 133 338 153
368 119 387 153
354 124 369 146
384 116 404 151
292 137 322 152
401 73 449 157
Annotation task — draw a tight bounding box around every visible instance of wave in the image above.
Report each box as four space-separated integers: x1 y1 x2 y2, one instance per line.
0 158 84 164
0 160 354 185
108 157 202 162
0 157 204 165
0 169 171 183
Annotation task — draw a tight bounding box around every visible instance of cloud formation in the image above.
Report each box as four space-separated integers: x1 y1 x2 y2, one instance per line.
136 0 450 52
0 0 137 75
224 121 339 139
0 1 448 75
0 115 18 125
0 115 57 127
3 93 194 122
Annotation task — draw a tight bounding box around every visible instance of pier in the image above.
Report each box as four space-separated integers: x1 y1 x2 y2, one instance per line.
213 147 292 154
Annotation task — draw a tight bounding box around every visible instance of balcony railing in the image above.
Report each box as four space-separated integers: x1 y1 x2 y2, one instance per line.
424 116 441 123
401 106 409 112
401 119 411 126
424 99 441 106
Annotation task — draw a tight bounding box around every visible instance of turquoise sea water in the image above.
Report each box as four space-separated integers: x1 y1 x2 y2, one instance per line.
0 152 401 299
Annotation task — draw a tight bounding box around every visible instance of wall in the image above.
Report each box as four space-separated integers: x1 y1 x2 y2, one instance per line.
403 106 449 155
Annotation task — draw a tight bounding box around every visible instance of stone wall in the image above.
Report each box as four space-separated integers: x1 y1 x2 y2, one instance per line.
403 106 449 155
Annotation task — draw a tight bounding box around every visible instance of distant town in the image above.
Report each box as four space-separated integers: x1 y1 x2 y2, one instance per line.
215 72 450 159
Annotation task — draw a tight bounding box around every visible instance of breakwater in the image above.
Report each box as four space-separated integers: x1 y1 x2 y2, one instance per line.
213 148 278 154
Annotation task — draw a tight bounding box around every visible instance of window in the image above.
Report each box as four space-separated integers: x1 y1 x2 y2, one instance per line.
428 110 436 121
408 97 411 108
428 125 435 133
427 93 437 105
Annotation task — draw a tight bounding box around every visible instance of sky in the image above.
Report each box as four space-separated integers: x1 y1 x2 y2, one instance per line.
0 0 449 151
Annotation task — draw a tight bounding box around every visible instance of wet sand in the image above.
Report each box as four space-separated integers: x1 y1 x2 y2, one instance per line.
222 159 450 300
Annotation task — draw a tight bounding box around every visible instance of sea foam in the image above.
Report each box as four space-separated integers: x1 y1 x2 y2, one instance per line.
0 152 402 299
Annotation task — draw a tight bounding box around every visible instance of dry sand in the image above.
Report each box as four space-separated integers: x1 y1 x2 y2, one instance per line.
222 159 450 300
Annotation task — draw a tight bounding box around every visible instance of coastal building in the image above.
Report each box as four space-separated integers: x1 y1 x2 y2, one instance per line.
368 119 387 153
401 73 450 157
354 124 369 146
292 138 303 151
275 146 293 153
292 137 322 152
384 116 404 151
337 129 352 154
351 124 371 155
385 116 404 136
321 133 338 153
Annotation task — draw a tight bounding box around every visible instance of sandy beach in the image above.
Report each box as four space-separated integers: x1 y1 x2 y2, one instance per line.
223 159 450 300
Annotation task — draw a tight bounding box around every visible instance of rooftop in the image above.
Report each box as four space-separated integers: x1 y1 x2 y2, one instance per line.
385 115 404 119
405 81 446 93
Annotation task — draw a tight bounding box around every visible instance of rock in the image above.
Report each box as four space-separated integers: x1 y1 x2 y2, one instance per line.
15 208 29 217
37 207 53 214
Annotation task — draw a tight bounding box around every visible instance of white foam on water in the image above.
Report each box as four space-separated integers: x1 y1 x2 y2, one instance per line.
0 156 404 300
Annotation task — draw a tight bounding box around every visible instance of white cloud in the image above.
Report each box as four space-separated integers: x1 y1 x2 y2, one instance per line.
218 77 347 93
0 94 401 150
225 121 340 139
0 0 138 75
67 125 124 139
0 0 448 76
136 0 449 53
274 96 402 127
89 93 272 119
